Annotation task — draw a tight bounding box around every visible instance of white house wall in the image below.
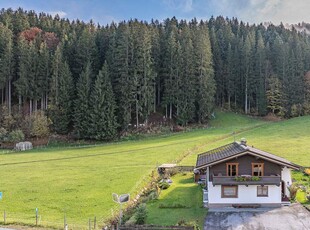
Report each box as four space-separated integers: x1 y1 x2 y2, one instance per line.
281 166 292 197
207 182 281 204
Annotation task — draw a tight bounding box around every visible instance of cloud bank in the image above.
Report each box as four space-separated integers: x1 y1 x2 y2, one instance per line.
48 11 67 18
211 0 310 24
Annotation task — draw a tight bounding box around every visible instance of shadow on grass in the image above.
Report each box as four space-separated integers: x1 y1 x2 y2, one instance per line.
178 176 194 184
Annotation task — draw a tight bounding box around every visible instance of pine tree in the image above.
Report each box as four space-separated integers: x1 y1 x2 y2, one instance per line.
74 62 92 139
177 23 195 126
193 23 215 123
242 34 252 114
255 30 267 115
131 22 155 125
36 41 50 110
162 27 178 119
15 37 31 112
89 62 118 140
109 22 133 130
0 23 13 113
49 49 73 134
266 75 284 115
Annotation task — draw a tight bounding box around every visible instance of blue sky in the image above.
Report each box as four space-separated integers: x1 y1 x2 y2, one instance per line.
1 0 309 26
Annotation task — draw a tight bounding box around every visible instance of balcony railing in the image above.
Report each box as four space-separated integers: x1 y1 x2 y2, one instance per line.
212 173 281 186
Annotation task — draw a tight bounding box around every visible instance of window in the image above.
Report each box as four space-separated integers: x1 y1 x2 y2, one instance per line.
222 185 238 198
226 163 239 176
252 163 264 176
257 186 268 197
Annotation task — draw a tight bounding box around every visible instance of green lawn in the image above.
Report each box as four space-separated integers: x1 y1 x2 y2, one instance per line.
180 115 310 167
1 112 309 229
0 111 265 229
146 173 206 227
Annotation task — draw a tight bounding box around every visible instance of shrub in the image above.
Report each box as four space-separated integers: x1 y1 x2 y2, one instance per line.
288 183 299 200
0 128 8 142
8 129 25 142
158 181 170 190
134 204 147 225
22 110 51 138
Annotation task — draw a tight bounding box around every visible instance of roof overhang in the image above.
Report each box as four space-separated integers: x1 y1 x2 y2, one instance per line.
194 150 300 171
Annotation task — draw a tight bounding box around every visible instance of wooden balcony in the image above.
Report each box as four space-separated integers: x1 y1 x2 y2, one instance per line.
212 174 281 186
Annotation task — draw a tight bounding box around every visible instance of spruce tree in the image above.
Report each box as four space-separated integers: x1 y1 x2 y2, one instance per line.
89 62 117 140
0 23 13 113
74 62 92 139
193 23 215 123
177 23 195 126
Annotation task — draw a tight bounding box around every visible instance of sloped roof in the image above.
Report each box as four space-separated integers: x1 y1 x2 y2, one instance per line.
195 142 300 170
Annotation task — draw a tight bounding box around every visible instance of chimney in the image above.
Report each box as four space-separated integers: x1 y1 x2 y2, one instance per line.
240 138 247 146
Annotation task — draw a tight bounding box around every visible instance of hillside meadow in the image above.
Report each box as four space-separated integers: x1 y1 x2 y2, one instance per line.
0 112 309 229
180 115 310 166
0 111 265 229
147 115 310 227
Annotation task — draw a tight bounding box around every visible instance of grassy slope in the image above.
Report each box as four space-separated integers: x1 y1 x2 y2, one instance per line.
148 115 310 228
146 173 206 226
180 115 310 167
0 111 265 229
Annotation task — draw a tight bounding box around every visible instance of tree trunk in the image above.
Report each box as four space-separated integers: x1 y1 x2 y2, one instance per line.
136 98 139 128
153 82 156 113
18 95 22 112
8 79 11 114
41 94 44 110
248 99 251 114
46 93 48 110
157 78 160 105
169 103 172 119
34 99 37 112
30 99 32 115
245 78 248 114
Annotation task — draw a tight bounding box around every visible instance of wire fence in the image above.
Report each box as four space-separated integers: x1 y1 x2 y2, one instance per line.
0 208 122 230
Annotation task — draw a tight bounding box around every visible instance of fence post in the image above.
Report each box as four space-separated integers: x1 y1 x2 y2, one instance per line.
94 216 96 229
89 218 91 230
3 210 6 224
64 213 67 230
35 208 38 226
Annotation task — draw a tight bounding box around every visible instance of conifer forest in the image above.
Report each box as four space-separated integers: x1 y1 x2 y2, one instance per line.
1 8 310 140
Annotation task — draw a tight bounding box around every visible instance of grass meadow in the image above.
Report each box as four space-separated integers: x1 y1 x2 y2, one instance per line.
0 112 309 228
0 111 265 229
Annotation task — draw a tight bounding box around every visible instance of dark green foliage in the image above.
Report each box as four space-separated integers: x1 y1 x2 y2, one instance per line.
1 8 310 140
49 44 73 134
89 62 118 140
134 204 148 225
8 129 25 142
158 181 170 190
74 62 92 138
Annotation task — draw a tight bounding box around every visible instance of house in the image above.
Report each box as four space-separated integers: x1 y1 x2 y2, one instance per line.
194 139 300 208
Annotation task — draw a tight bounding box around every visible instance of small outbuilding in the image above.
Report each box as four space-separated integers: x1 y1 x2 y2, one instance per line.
157 163 177 175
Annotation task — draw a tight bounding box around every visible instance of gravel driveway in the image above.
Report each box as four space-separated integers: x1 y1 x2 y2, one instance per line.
205 203 310 230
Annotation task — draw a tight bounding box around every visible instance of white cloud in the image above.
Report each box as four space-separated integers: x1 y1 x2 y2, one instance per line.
240 0 310 24
48 11 67 18
208 0 310 25
163 0 193 13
